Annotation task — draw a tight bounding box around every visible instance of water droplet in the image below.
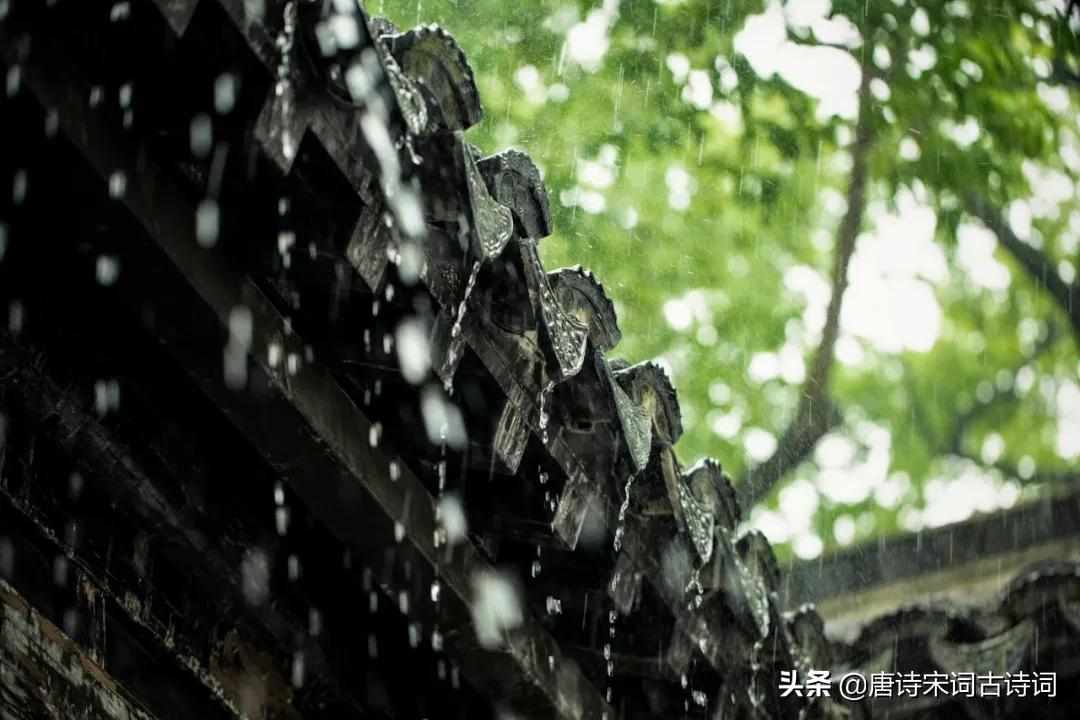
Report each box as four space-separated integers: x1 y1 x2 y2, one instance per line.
214 73 237 115
107 170 127 199
96 255 120 286
190 113 213 158
196 198 220 247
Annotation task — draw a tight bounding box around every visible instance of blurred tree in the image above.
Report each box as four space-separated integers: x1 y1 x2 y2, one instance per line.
379 0 1080 559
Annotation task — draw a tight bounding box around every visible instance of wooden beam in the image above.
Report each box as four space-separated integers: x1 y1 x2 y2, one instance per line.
0 579 159 720
0 18 610 719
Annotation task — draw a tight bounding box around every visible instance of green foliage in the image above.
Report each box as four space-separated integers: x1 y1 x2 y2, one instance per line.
379 0 1080 560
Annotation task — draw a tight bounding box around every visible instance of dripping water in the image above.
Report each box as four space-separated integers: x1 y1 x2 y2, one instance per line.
612 473 636 552
443 261 482 391
274 2 297 161
538 379 555 444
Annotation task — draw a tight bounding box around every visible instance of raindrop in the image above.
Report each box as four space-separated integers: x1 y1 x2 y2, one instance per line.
275 506 290 535
267 341 283 368
68 472 84 501
291 650 305 688
241 549 269 605
214 73 237 115
12 169 27 205
96 255 120 285
53 555 68 587
538 380 555 444
9 300 25 337
196 198 220 247
108 170 127 199
470 570 523 648
6 65 20 98
436 494 467 545
420 386 466 449
94 378 120 416
109 2 131 22
44 109 58 138
443 261 483 390
612 474 636 552
190 113 213 158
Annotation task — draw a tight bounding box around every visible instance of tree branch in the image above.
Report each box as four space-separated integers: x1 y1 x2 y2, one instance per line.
945 324 1059 458
736 55 874 510
964 194 1080 344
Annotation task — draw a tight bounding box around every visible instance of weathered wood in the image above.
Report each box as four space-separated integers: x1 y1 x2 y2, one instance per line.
0 15 611 718
0 334 365 719
0 579 158 720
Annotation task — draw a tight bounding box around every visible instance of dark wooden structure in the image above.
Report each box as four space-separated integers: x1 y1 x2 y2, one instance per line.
0 2 1076 719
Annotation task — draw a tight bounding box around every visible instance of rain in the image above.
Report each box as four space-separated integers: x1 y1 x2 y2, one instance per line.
0 0 1078 719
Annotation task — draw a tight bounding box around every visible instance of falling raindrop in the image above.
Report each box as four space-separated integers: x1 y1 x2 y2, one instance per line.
442 259 482 387
5 65 19 98
107 171 127 199
612 474 636 552
291 650 305 688
110 2 131 22
12 169 27 205
275 506 290 535
196 198 220 248
214 73 237 115
538 380 555 444
190 113 213 158
96 255 120 286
